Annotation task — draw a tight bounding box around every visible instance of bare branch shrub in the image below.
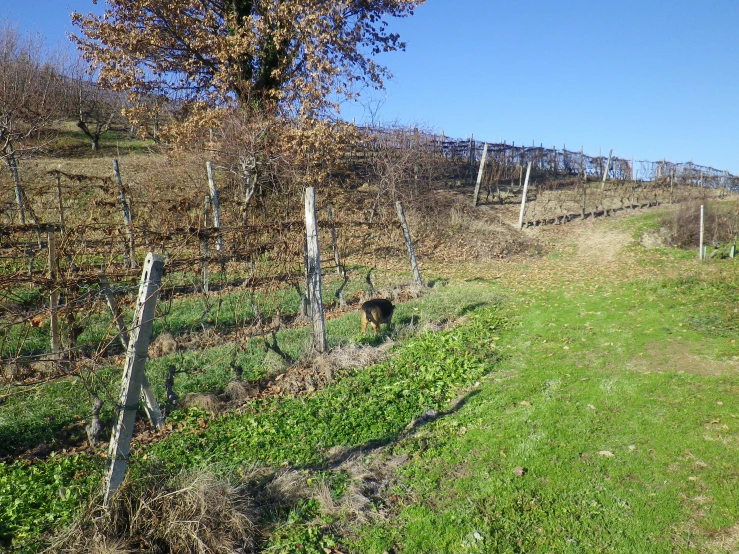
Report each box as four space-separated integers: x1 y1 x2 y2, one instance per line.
664 201 739 248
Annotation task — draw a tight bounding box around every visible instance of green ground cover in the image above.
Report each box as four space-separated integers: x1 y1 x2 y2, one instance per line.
2 210 739 553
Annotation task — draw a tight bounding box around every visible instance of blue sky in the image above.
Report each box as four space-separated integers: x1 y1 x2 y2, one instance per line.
2 0 738 173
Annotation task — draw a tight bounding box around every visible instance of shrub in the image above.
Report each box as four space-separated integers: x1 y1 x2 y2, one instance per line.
662 201 739 248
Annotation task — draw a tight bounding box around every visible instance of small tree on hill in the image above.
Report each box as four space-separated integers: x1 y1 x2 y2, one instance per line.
68 60 125 151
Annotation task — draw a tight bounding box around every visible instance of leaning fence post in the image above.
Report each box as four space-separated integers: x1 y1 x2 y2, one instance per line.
304 187 326 352
104 253 165 503
472 142 488 207
113 160 136 269
518 162 533 229
47 227 60 361
206 161 222 254
98 271 163 430
699 205 705 262
395 201 423 287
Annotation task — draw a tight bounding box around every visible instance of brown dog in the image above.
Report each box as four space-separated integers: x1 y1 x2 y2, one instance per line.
360 298 394 336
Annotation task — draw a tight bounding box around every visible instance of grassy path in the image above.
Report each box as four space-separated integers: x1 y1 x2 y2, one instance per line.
352 213 739 553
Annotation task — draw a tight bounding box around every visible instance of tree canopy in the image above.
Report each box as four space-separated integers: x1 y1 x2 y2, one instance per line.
71 0 423 117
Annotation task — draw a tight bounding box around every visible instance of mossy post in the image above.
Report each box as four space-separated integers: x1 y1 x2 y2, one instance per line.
396 201 423 287
472 142 488 207
104 253 164 504
304 187 326 352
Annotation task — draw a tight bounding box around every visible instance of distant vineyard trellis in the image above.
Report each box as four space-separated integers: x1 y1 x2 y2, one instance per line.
345 126 736 226
1 125 735 459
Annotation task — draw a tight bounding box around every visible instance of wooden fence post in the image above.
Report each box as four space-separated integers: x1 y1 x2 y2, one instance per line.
699 205 705 261
98 271 163 430
396 201 423 287
327 204 342 276
113 160 136 269
518 162 532 229
206 161 222 254
304 188 326 352
47 227 60 361
472 142 488 207
104 253 165 503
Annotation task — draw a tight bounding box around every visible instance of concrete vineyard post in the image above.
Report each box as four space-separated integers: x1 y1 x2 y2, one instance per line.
472 142 488 207
396 201 423 287
104 253 165 503
113 160 136 269
206 161 222 253
8 143 25 224
327 204 342 276
304 188 326 352
201 196 210 294
47 228 60 360
518 162 532 230
699 205 705 261
55 170 66 237
98 271 163 430
601 149 612 189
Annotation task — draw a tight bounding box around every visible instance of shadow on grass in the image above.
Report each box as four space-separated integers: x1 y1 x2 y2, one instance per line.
459 302 488 316
307 388 482 471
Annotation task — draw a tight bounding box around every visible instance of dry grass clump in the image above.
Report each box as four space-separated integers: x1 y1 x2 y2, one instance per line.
148 332 178 358
311 341 395 376
49 470 257 554
181 393 224 415
223 380 253 402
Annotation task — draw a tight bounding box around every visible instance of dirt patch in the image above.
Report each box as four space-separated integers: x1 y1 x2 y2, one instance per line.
627 341 739 377
572 225 631 261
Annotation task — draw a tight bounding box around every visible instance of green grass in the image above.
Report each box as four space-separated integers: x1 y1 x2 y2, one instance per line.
4 210 739 552
0 280 504 551
350 259 739 552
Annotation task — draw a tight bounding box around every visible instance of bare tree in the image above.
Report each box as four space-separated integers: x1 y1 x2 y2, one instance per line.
67 59 124 151
0 22 67 223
